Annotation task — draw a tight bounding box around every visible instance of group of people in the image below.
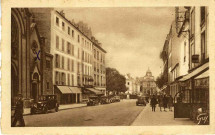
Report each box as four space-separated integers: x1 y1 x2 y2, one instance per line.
150 95 174 112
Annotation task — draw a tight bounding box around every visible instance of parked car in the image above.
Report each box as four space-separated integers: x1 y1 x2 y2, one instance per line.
109 96 120 103
136 96 147 106
87 96 99 106
100 96 110 104
30 95 59 114
114 96 120 102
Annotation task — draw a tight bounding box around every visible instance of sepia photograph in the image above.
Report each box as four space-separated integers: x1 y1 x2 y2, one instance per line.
10 6 210 127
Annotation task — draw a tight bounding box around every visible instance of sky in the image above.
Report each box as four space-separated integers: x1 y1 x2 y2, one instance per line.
59 7 175 78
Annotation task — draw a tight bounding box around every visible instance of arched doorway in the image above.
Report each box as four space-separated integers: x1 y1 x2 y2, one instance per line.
32 73 39 101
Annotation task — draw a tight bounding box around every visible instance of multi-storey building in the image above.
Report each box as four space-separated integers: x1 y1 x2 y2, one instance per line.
11 8 53 107
178 7 209 120
125 74 135 95
30 9 106 104
92 37 107 95
141 69 157 96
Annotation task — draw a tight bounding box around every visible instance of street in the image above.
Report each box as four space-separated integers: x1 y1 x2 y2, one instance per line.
24 100 144 126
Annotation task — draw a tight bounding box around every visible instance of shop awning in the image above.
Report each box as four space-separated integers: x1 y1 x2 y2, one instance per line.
86 88 103 95
195 70 209 79
57 86 72 94
160 85 167 91
69 87 82 93
179 62 209 82
94 87 106 90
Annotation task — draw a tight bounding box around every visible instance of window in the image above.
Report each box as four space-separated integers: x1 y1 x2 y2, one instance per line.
61 73 65 85
71 74 74 86
97 51 99 60
201 7 206 24
68 27 70 35
62 39 65 52
78 48 80 58
62 22 65 30
71 60 74 72
94 49 96 58
68 59 70 71
71 45 74 56
68 74 70 86
62 56 64 69
46 59 51 69
67 42 71 54
55 54 60 68
55 72 59 85
201 31 206 62
77 62 80 73
46 82 49 89
191 9 195 36
190 43 195 68
94 74 96 85
72 30 74 38
82 51 84 61
78 35 80 43
56 36 59 49
56 17 59 26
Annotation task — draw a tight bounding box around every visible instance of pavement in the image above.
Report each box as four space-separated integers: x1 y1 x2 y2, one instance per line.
23 103 87 115
24 99 144 126
131 104 195 126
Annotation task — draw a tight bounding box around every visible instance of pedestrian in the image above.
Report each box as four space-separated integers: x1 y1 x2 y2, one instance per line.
12 94 25 127
168 95 174 111
158 95 163 112
150 95 157 112
163 95 168 112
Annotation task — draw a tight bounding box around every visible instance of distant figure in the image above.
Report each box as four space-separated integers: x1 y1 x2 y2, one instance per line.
168 95 174 111
150 95 157 112
158 95 164 112
12 94 25 127
163 95 168 112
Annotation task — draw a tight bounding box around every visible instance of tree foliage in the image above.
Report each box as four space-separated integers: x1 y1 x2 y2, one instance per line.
156 73 165 89
106 67 126 93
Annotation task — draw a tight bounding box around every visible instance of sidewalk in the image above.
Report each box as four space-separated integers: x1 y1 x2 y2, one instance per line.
23 103 87 115
131 104 195 126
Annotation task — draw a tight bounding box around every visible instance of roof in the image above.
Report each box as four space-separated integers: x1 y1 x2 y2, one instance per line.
57 86 72 94
69 87 82 93
195 70 209 80
179 62 209 81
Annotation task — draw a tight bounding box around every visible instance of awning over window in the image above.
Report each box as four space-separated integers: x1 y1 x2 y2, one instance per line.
86 88 103 95
179 62 209 82
195 70 209 79
69 87 82 93
57 86 72 94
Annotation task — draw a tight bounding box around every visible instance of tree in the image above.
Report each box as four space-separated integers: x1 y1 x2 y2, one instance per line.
156 74 165 89
106 67 126 94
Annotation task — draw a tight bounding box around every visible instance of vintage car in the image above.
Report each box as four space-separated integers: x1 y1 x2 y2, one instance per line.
100 96 110 104
87 96 99 106
30 95 59 114
136 96 147 106
109 96 120 103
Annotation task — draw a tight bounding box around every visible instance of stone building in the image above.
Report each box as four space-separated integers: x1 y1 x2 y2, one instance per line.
11 8 53 107
141 69 157 96
29 9 106 104
92 37 107 95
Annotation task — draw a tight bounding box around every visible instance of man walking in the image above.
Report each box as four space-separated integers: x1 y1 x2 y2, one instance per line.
150 95 157 112
163 95 168 112
158 95 163 112
12 94 25 127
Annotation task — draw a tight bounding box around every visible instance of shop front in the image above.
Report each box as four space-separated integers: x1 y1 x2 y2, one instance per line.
174 62 209 123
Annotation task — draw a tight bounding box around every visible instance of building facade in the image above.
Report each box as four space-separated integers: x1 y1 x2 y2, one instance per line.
11 8 53 107
125 74 135 94
141 69 157 96
30 9 106 104
92 37 107 95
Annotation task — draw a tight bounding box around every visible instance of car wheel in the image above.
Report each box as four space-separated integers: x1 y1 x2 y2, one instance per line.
30 108 35 115
55 107 59 112
43 107 48 114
